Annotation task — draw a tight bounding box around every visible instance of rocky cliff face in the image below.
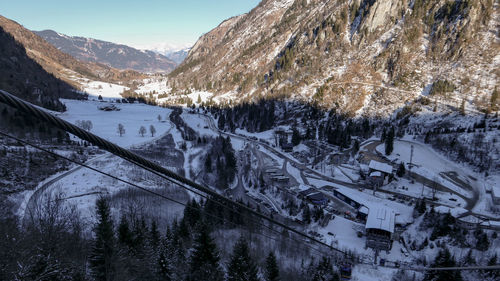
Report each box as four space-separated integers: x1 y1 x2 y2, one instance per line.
169 0 499 117
34 30 177 73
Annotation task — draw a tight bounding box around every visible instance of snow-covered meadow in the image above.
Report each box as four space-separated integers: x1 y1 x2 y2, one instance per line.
58 99 173 148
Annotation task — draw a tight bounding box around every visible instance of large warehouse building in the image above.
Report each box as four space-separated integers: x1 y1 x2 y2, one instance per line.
365 207 396 252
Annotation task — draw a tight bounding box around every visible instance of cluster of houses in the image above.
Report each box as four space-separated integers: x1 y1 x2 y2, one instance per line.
298 184 398 253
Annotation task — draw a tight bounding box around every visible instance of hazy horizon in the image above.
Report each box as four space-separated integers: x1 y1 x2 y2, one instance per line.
0 0 260 49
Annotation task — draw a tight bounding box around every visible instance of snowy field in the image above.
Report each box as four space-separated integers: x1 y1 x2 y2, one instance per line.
377 140 461 175
181 111 219 138
376 140 475 199
136 78 170 95
18 99 191 229
42 154 188 230
186 91 214 105
57 99 173 148
82 81 128 100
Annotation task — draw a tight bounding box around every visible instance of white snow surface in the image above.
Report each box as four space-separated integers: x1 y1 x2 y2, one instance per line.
136 78 170 95
82 81 128 100
58 99 173 148
377 140 474 198
186 91 214 104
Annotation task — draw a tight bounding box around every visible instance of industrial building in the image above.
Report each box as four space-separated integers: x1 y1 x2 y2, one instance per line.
365 208 396 252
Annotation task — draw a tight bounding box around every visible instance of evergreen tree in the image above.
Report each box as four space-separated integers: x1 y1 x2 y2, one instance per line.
291 128 302 146
205 154 212 173
385 126 394 155
157 245 173 281
311 257 339 281
302 205 311 224
183 199 202 227
264 252 280 281
150 220 160 248
89 197 116 281
476 232 490 251
424 248 463 281
117 215 133 248
381 128 386 142
484 253 499 279
352 139 360 154
226 236 259 281
396 162 406 177
218 114 226 130
187 224 223 281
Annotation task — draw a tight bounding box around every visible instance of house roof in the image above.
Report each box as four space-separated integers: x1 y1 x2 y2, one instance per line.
369 160 393 174
307 192 327 202
365 207 395 233
459 215 481 224
492 184 500 198
358 206 369 214
370 171 382 177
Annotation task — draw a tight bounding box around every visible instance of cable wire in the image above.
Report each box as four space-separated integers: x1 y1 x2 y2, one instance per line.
0 130 332 259
2 90 499 272
0 89 344 254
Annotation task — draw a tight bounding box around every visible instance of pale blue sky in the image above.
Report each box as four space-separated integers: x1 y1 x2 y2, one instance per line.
0 0 260 48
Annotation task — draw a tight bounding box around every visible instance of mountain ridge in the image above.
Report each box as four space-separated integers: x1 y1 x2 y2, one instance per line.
34 29 177 73
168 0 499 117
0 15 145 89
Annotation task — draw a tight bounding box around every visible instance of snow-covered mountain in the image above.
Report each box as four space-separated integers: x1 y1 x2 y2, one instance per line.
135 42 192 65
0 15 144 89
169 0 499 118
34 30 177 73
164 48 191 65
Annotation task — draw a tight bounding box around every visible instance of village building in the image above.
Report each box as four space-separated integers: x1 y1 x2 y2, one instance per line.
306 192 329 205
365 207 396 252
368 160 393 187
274 128 294 151
298 188 328 205
491 184 500 205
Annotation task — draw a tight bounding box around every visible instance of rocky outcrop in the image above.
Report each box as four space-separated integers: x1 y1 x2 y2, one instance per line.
359 0 403 33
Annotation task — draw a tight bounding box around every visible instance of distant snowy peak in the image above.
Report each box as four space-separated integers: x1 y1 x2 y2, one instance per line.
34 30 177 73
164 48 191 65
136 42 193 55
135 43 192 65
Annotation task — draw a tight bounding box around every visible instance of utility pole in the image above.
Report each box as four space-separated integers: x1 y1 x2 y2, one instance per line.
409 145 414 183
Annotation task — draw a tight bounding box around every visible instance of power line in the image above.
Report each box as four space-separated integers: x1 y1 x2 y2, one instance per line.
0 89 345 255
5 130 499 273
0 130 333 259
2 90 499 272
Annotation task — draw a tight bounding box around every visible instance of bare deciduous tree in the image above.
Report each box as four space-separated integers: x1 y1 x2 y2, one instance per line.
117 123 125 137
76 120 93 131
150 125 156 137
139 126 147 137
